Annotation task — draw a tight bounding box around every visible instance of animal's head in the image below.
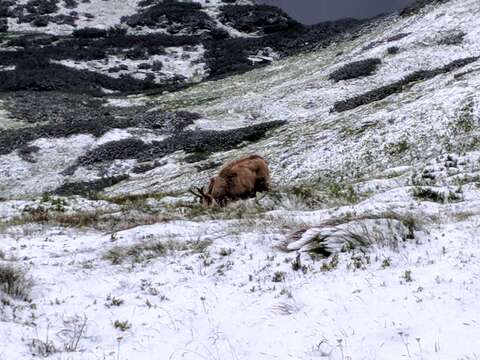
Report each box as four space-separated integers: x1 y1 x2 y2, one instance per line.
189 186 217 207
190 177 227 207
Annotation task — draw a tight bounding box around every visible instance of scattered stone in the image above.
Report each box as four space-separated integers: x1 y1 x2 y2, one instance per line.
387 46 399 55
438 31 465 46
17 145 40 163
151 61 163 71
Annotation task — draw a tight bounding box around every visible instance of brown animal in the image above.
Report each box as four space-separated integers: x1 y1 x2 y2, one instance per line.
190 155 271 207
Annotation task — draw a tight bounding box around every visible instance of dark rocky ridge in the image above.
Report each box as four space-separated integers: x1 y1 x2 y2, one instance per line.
65 120 286 174
333 57 479 112
400 0 451 16
54 175 130 197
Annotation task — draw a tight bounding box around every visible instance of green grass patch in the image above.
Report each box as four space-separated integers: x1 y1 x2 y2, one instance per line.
103 238 213 265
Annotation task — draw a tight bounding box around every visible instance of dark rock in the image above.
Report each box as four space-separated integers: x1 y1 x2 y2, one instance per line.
131 161 161 174
151 61 163 71
329 58 381 82
0 18 7 32
386 33 410 42
219 4 300 34
438 31 465 46
25 0 59 15
121 0 215 34
73 27 107 38
400 0 450 16
108 65 129 73
77 138 150 166
137 62 152 69
32 15 50 27
125 46 146 60
106 25 127 37
17 145 40 163
131 109 199 132
51 14 76 25
137 0 156 7
0 1 14 17
63 0 78 9
387 46 399 55
54 175 129 197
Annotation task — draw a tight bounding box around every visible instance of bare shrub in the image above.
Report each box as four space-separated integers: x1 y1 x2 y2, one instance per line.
57 314 88 352
29 338 57 358
0 263 33 301
29 326 57 358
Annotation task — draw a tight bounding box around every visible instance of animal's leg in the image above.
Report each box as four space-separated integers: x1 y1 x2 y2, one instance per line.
254 176 270 193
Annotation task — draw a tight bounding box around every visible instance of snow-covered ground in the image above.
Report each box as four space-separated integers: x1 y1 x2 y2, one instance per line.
5 0 254 35
53 45 207 83
2 0 480 359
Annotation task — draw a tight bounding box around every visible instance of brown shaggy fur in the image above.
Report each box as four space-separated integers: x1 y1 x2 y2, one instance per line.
192 155 271 207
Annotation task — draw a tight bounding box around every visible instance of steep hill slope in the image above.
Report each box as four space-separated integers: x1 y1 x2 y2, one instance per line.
2 0 480 359
0 0 363 93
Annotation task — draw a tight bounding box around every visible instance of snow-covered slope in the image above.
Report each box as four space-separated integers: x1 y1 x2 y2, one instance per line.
2 0 480 359
0 0 362 92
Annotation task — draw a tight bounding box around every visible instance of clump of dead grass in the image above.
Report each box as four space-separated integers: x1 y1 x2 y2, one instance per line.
0 263 33 301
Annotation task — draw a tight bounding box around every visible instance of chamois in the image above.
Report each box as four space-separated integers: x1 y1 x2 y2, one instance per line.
190 155 271 207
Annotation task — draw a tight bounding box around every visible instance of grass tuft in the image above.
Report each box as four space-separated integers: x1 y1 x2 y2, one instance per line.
0 263 33 300
104 238 213 264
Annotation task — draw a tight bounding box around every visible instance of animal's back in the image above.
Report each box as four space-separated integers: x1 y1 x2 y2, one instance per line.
219 155 268 176
219 155 271 195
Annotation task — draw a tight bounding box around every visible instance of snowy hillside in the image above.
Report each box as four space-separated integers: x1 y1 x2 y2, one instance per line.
0 0 363 92
2 0 480 359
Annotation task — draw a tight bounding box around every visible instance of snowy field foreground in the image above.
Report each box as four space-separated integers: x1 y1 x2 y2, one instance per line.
2 0 480 359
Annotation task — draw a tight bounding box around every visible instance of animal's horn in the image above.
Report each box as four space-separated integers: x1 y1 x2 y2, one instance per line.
196 187 205 195
189 188 203 198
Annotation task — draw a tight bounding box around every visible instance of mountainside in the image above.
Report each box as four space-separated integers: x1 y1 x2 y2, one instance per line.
2 0 480 359
0 0 363 93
